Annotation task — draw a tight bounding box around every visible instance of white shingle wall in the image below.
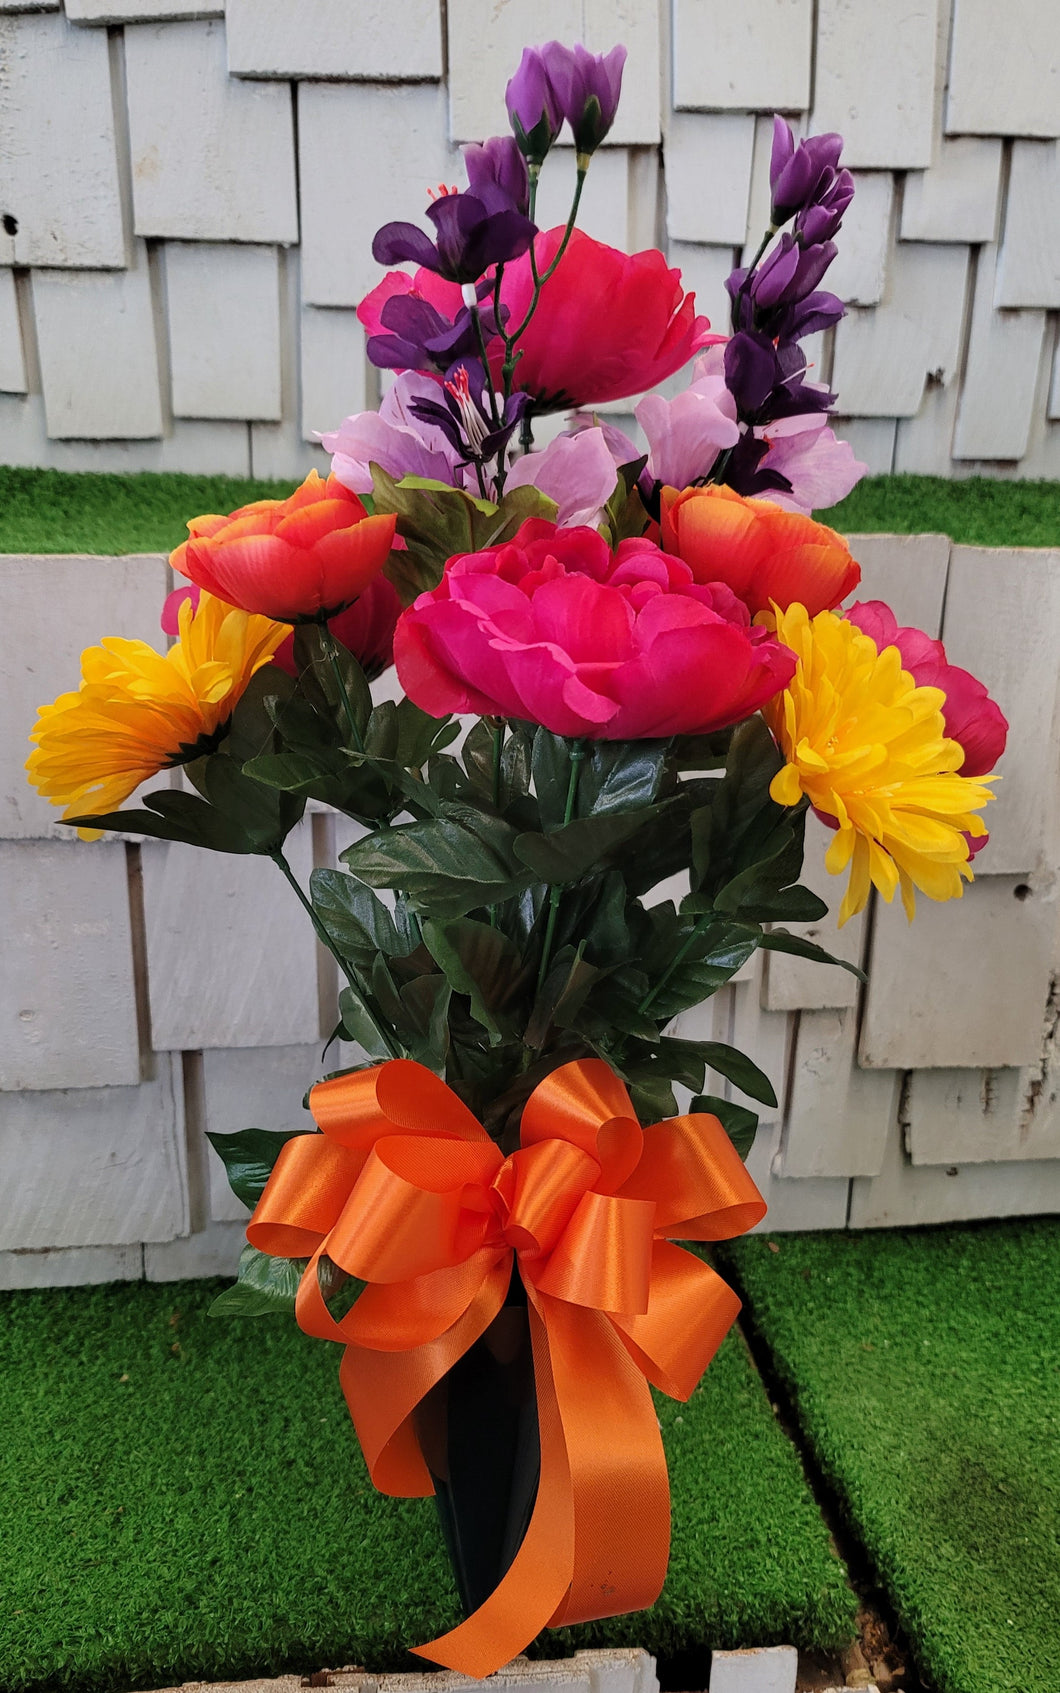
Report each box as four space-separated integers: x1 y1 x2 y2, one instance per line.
0 2 1053 470
3 3 1060 1281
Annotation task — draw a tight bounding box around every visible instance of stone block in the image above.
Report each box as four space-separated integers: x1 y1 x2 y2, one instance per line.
0 1054 187 1248
301 307 368 445
141 824 321 1051
0 839 142 1092
536 146 631 249
67 0 222 17
831 242 968 417
848 1115 1060 1228
664 112 755 246
666 242 735 340
201 1044 323 1221
0 269 26 392
0 1244 142 1289
831 416 896 476
298 80 454 308
145 1218 246 1279
780 1005 897 1180
947 0 1060 138
32 243 164 438
826 172 892 306
165 241 282 422
0 393 254 474
859 877 1055 1072
673 0 812 112
125 19 298 244
709 1644 798 1693
901 137 1002 244
994 140 1060 309
225 0 442 80
761 814 863 1012
936 544 1060 874
0 11 125 267
0 551 169 839
812 0 938 169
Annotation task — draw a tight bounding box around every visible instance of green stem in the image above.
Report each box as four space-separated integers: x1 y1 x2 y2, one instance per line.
535 741 586 993
470 303 502 427
318 621 365 754
491 719 505 810
502 169 587 402
638 913 715 1017
271 848 402 1061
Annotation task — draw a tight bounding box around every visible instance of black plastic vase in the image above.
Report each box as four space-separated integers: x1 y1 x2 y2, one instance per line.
413 1265 541 1616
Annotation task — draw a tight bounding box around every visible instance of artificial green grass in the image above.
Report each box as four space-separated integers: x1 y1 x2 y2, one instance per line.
718 1222 1060 1693
0 1277 855 1693
825 472 1060 547
1 464 1059 555
0 467 294 557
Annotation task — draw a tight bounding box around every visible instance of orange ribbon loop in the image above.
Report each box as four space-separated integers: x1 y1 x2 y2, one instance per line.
248 1056 766 1678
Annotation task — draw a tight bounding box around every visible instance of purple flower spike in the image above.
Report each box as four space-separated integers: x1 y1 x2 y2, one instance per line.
547 41 627 155
795 167 855 244
373 188 536 287
769 124 844 226
464 135 530 216
506 46 563 165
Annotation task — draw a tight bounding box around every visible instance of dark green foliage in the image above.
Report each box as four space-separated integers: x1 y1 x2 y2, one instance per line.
0 1277 855 1692
719 1221 1060 1693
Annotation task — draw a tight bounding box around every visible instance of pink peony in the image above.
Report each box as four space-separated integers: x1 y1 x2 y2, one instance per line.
845 601 1008 776
394 519 795 740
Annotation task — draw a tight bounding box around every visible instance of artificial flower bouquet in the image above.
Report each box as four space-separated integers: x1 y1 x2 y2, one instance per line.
27 39 1008 1679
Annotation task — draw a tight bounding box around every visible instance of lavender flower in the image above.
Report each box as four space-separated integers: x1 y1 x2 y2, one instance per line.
373 188 536 287
408 359 529 472
464 135 530 217
546 42 627 156
505 46 564 165
769 118 844 226
365 286 507 375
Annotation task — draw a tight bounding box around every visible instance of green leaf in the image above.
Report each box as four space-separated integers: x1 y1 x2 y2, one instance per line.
209 1245 306 1318
292 623 373 739
690 1094 759 1161
661 1038 777 1108
340 805 533 917
645 922 762 1020
513 806 662 884
310 868 410 971
68 788 262 853
338 983 397 1058
224 663 297 763
422 917 530 1040
525 948 601 1049
759 929 866 981
577 741 667 816
399 974 451 1070
205 1126 315 1210
371 466 557 603
530 729 576 831
201 752 305 848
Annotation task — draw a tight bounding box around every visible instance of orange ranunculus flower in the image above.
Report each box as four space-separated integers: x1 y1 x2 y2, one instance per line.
170 470 397 623
659 482 860 617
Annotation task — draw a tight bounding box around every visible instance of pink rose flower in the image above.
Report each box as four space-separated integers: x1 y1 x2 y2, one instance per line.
394 519 796 740
845 601 1008 776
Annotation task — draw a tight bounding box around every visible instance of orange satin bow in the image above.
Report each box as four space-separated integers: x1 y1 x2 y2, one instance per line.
248 1057 766 1678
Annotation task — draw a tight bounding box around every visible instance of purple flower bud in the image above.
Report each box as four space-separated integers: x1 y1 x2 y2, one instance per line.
795 167 855 244
751 235 802 308
373 188 536 287
546 41 627 155
464 135 531 216
506 46 563 165
770 127 844 225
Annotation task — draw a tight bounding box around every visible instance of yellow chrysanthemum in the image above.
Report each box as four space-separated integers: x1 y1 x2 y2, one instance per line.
26 591 287 838
763 603 996 926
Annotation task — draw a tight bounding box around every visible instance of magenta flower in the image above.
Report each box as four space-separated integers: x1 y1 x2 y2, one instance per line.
845 601 1008 777
394 518 795 740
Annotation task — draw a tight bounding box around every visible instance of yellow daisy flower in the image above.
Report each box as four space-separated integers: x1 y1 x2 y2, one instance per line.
27 591 287 838
763 603 996 926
